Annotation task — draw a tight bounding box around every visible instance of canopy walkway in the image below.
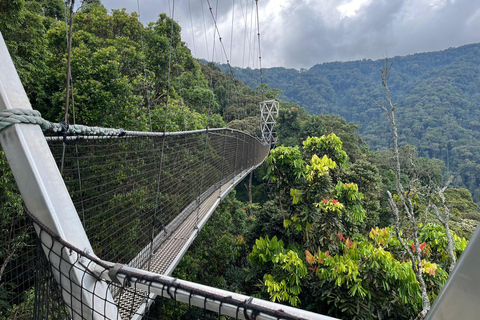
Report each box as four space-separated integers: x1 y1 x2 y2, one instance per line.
2 26 480 320
0 31 331 320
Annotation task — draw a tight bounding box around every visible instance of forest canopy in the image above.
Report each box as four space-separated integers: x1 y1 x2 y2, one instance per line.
219 44 480 205
0 1 479 319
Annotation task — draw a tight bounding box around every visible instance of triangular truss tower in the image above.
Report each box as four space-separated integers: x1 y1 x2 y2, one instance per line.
260 99 279 145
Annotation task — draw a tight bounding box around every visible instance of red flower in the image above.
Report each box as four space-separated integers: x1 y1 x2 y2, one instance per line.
332 199 339 204
411 243 415 252
336 233 344 240
347 238 353 248
323 198 328 203
420 242 426 251
305 250 315 265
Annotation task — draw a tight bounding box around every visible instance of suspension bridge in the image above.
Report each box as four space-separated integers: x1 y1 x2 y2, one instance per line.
0 28 331 319
2 4 480 320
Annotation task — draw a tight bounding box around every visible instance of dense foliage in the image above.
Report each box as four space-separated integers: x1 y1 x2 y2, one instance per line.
1 0 226 131
175 80 477 319
176 127 471 319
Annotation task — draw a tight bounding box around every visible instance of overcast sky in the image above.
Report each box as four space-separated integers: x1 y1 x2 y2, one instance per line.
101 0 480 69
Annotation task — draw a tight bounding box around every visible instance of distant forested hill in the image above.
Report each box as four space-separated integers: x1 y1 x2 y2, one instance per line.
217 44 480 203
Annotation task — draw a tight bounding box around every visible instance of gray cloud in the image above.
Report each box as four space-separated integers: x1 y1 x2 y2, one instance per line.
100 0 480 69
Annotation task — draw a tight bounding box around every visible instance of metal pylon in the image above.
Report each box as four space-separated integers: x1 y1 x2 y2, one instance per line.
260 99 279 145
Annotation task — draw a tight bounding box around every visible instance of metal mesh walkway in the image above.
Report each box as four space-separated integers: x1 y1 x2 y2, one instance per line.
45 129 269 269
0 28 336 320
116 168 258 318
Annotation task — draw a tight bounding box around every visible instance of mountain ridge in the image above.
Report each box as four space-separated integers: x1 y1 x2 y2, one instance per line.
214 43 480 203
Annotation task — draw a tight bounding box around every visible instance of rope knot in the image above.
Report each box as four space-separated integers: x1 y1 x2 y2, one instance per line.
0 108 126 137
0 108 52 132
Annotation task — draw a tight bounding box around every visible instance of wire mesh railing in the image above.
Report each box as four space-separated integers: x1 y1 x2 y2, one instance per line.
25 207 332 320
0 30 331 320
0 127 282 319
46 128 268 268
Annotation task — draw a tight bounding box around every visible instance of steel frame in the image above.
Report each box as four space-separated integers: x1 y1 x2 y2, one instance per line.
260 99 279 144
0 32 119 319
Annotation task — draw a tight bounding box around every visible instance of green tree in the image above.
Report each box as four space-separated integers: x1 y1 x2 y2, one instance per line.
249 236 307 306
0 151 32 318
303 226 451 320
248 135 367 307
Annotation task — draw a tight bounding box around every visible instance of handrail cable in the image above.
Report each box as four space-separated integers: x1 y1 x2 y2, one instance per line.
26 205 331 320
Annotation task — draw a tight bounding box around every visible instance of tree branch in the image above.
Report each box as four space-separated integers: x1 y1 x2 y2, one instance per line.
379 58 431 318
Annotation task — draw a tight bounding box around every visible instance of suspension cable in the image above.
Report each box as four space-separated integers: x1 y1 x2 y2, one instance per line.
188 0 197 58
248 0 255 68
164 0 175 134
60 0 75 175
63 0 74 124
230 0 235 65
241 0 247 68
255 0 263 90
149 0 177 271
206 0 234 67
201 1 210 60
136 0 153 131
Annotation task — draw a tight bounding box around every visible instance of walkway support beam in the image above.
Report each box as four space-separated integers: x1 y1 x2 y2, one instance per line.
0 32 119 319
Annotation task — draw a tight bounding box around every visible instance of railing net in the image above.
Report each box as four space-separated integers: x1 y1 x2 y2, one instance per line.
47 128 268 268
1 128 274 319
26 209 319 320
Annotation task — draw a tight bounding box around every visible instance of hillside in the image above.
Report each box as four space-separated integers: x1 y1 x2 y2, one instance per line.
219 44 480 203
2 2 479 319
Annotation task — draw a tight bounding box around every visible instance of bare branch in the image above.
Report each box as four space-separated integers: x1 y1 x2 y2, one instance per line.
379 58 431 318
387 191 416 265
431 176 456 272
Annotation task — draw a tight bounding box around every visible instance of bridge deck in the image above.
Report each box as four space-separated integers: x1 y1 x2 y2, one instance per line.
116 169 252 319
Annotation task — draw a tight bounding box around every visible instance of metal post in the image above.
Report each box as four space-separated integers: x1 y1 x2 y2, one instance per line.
219 129 228 197
241 136 246 171
231 133 239 188
0 32 119 319
426 224 480 320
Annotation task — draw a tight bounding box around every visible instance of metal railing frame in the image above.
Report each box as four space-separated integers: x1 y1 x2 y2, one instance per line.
0 32 119 319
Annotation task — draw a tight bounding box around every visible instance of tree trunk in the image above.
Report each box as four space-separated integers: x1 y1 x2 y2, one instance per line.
379 59 431 318
248 171 253 203
63 0 75 123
